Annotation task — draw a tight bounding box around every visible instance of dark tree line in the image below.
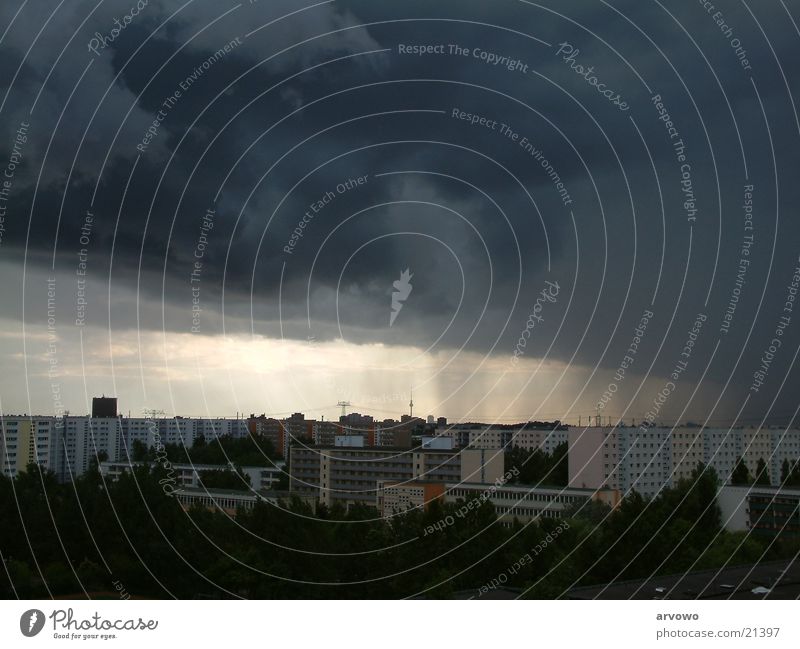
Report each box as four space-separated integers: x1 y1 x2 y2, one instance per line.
1 462 797 599
504 442 568 486
731 456 800 486
130 434 279 467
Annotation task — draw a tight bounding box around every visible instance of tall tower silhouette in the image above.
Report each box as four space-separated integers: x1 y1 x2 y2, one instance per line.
409 387 414 419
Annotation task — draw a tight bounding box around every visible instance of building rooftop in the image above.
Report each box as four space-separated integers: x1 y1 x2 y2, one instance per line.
721 484 800 496
294 445 458 453
566 559 800 599
103 460 285 470
454 482 615 494
444 421 567 430
174 487 261 497
452 587 524 600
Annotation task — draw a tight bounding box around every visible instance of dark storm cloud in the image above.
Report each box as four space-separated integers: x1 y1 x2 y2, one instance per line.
1 0 799 421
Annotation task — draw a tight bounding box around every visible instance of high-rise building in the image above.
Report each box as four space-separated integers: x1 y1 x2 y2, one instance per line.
100 460 285 491
248 415 285 456
249 413 316 458
0 416 57 478
569 426 800 498
312 420 341 446
338 412 375 444
91 396 118 418
283 412 313 443
374 424 412 448
56 416 122 479
122 416 248 456
289 444 504 507
1 412 265 482
434 421 568 453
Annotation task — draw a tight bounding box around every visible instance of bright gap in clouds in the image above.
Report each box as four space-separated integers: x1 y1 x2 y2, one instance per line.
0 316 737 425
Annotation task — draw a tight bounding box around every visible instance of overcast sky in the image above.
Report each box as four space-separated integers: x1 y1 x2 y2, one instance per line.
0 0 798 425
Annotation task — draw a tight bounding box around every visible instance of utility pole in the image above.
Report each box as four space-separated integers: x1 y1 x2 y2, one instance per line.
337 401 351 418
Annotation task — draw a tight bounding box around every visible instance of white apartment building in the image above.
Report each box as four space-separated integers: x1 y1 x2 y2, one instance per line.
100 460 284 491
0 416 57 478
510 427 568 455
124 417 200 449
744 428 800 486
444 482 621 525
2 414 252 482
197 418 249 440
375 480 621 525
570 426 800 498
56 416 122 480
452 425 568 454
717 484 800 536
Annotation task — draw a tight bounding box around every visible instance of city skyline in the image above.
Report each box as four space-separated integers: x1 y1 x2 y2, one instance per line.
2 0 800 613
0 2 798 430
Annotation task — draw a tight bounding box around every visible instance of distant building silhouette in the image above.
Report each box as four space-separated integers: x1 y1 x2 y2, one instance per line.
91 396 117 418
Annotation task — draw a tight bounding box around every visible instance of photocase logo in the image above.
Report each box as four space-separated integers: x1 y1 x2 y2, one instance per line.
390 268 413 326
20 609 45 637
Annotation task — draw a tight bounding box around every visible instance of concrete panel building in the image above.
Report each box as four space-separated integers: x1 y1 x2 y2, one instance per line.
444 482 621 526
434 422 567 454
569 426 800 498
378 481 445 516
718 485 800 538
57 416 123 480
375 479 620 525
100 460 284 491
0 416 57 478
290 445 504 508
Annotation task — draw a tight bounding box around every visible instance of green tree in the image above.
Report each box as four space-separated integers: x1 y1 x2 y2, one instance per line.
731 456 751 485
780 458 800 487
781 458 791 483
754 457 771 485
198 469 251 490
130 439 149 462
505 442 568 486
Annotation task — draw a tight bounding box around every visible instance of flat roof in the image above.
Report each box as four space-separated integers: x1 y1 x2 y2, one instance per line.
103 461 284 470
174 487 260 498
453 482 615 494
720 485 800 496
566 559 800 599
292 445 454 453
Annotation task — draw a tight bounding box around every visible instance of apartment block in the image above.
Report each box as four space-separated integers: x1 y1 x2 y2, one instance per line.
0 416 57 478
375 479 620 525
57 416 123 479
290 445 504 508
718 485 800 538
378 481 445 516
100 460 284 491
249 413 315 458
570 426 800 498
174 487 316 517
312 420 340 447
1 413 253 482
431 421 568 453
444 482 621 526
